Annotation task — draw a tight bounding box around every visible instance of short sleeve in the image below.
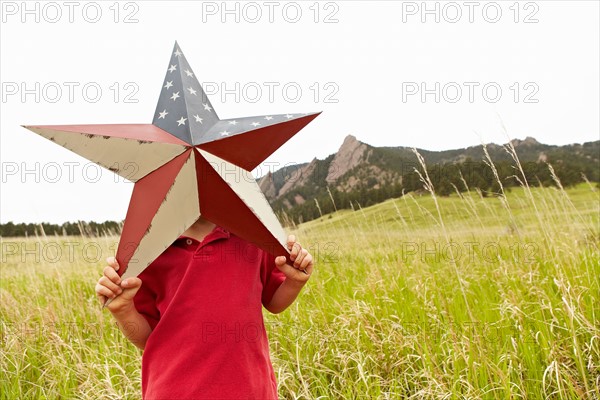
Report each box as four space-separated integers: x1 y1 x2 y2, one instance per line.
260 251 286 306
133 276 160 330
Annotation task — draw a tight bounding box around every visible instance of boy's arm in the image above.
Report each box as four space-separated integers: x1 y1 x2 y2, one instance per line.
110 303 152 350
95 257 152 350
266 235 313 314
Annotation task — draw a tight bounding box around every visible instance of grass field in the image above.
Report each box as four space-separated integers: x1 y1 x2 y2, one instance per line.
1 175 599 398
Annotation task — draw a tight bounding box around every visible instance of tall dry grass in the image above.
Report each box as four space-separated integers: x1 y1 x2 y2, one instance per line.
1 150 599 398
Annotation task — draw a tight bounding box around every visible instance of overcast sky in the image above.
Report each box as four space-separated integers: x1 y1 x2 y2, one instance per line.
1 1 598 224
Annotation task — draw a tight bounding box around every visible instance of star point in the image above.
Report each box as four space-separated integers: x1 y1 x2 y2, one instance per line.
23 42 321 287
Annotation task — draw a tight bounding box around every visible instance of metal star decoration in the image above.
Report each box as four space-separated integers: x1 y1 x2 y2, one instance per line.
23 42 320 280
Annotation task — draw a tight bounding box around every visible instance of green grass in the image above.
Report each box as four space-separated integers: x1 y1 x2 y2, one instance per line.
1 182 599 399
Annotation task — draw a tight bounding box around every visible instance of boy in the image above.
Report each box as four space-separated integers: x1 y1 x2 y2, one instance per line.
95 216 314 399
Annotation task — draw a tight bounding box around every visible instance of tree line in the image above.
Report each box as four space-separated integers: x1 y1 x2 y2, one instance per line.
2 155 597 235
273 158 599 224
0 220 122 238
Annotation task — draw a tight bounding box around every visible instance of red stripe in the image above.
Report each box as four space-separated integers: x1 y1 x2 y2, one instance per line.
116 149 194 274
194 149 289 259
197 113 320 171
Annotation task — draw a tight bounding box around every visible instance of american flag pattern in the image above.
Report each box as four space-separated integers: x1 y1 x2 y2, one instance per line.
23 41 320 280
153 43 314 147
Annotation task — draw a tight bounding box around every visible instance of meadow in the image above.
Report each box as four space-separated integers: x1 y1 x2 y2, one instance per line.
1 166 599 398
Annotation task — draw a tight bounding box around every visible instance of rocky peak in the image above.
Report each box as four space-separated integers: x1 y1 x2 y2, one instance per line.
278 158 319 197
257 171 276 199
326 135 368 182
510 136 540 147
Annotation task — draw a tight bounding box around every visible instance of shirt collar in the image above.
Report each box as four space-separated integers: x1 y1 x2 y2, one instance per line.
176 225 230 245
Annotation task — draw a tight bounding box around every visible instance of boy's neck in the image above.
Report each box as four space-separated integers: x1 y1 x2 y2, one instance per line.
183 217 216 242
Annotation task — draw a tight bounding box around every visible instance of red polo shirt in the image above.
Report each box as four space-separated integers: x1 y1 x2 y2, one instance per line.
133 226 286 399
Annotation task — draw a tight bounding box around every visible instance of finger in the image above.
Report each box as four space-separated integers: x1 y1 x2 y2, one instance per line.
299 253 313 270
275 261 310 282
99 276 122 294
121 277 142 289
106 256 119 271
286 234 296 250
275 256 287 267
95 284 117 299
120 277 143 300
304 261 314 276
103 266 121 284
290 242 302 261
294 249 308 269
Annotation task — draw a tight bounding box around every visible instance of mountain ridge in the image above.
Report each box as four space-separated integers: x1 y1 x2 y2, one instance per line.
259 135 599 224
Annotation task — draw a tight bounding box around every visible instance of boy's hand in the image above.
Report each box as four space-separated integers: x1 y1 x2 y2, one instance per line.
95 257 142 314
275 235 313 284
